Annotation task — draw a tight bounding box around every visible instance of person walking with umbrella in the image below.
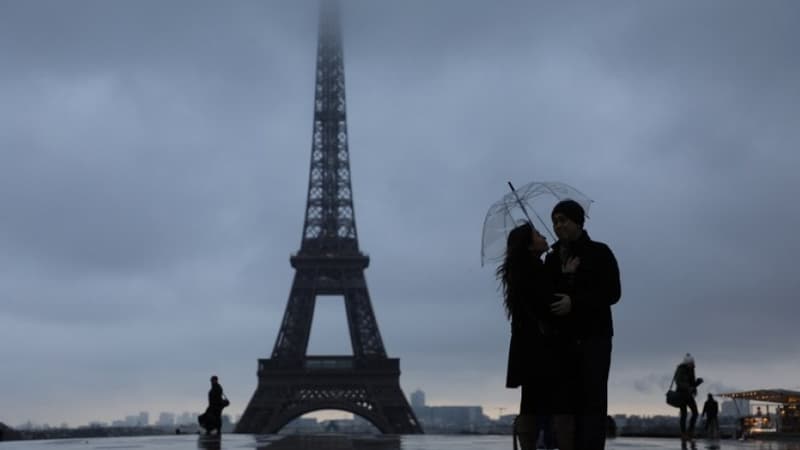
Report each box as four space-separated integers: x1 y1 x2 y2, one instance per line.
544 199 621 450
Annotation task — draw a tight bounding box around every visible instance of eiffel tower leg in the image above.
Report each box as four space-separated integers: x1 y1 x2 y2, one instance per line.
236 378 283 434
271 271 316 360
365 374 424 433
343 272 386 359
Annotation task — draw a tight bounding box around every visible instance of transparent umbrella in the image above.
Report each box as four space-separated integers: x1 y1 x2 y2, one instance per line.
481 181 593 267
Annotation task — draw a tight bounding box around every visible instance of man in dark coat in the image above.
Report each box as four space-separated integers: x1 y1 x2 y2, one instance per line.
545 199 621 450
702 393 720 439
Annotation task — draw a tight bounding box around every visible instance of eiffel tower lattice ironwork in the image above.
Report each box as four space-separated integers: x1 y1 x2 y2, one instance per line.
235 3 422 435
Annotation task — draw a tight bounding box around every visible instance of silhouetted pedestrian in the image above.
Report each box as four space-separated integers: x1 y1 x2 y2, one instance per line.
702 393 719 439
499 222 578 450
199 375 228 435
544 200 621 450
674 354 703 441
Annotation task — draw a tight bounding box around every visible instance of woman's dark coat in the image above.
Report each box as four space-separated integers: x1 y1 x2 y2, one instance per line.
505 259 559 388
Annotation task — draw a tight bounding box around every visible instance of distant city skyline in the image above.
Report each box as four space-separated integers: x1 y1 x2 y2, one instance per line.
8 387 776 431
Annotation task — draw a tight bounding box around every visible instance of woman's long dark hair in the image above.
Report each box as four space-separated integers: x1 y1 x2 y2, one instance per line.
496 222 536 320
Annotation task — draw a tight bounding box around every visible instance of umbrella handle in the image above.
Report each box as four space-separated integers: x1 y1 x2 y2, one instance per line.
507 181 556 242
507 182 533 224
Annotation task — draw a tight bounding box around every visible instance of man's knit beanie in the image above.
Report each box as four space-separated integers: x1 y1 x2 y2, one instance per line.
551 199 585 227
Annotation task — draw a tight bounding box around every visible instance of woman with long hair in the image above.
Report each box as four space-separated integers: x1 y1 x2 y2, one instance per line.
499 221 577 450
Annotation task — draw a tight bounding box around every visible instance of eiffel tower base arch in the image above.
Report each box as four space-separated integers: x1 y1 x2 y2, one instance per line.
235 357 422 434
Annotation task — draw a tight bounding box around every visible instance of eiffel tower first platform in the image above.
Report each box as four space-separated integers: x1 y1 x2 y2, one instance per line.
235 3 423 435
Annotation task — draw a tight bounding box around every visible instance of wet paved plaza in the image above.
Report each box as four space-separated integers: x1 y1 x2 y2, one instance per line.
1 435 799 450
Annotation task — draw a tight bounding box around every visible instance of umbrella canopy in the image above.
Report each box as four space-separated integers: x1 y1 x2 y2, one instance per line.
481 181 593 267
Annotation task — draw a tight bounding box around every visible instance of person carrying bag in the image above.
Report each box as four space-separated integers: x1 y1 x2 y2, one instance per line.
670 354 704 441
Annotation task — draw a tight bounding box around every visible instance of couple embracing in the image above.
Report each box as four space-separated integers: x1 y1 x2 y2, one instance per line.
499 200 621 450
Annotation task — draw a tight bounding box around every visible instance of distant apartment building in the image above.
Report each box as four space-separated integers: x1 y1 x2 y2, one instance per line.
156 412 176 427
410 389 426 409
497 414 516 426
407 388 489 432
283 417 320 433
177 412 199 426
414 405 489 432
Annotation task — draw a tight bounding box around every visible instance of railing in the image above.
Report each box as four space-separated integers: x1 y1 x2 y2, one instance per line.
258 357 400 373
305 357 354 370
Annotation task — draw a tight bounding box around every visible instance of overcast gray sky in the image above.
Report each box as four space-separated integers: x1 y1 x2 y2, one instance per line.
2 0 800 427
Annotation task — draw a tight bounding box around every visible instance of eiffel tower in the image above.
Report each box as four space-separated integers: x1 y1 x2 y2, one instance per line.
235 2 422 435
